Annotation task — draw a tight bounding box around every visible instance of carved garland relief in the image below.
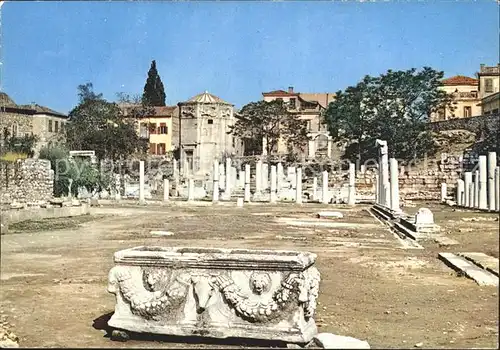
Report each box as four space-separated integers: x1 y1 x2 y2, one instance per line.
109 266 320 324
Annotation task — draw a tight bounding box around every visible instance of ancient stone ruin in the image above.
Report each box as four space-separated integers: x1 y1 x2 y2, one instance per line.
107 246 321 344
0 158 54 205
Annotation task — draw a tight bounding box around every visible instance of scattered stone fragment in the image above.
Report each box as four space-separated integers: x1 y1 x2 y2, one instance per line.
150 231 174 236
9 202 24 210
434 236 460 247
316 211 344 219
414 342 423 347
110 329 130 342
312 333 370 349
0 339 19 348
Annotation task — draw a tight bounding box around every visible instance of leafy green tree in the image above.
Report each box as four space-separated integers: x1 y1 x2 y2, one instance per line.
39 145 112 197
39 145 70 196
229 100 310 156
142 60 166 106
1 131 38 158
323 77 376 162
324 67 455 162
71 157 112 197
66 83 148 161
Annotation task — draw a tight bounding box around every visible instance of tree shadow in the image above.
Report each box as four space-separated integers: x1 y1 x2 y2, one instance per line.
92 311 290 348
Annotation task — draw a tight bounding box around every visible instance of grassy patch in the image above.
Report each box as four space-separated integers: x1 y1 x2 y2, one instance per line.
6 214 104 234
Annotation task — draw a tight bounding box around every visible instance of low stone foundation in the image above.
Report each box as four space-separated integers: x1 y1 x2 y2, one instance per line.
1 203 90 234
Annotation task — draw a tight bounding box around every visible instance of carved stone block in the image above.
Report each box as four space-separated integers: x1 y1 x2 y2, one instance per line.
108 246 321 343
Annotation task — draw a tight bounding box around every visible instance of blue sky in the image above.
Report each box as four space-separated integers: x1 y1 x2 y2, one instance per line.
2 1 498 114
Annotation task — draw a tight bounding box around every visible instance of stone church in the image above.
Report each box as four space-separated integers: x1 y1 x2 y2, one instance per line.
177 91 244 176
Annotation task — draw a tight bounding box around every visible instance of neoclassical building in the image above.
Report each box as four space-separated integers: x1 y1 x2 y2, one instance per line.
177 91 243 175
431 75 481 121
262 87 336 158
430 64 500 122
477 64 499 115
120 103 179 156
0 92 67 156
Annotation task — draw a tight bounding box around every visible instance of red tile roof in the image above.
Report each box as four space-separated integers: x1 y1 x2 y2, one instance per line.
262 90 298 97
152 106 176 116
120 105 177 117
441 75 479 86
18 104 67 117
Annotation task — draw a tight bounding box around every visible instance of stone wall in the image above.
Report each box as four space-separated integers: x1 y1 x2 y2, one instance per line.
0 111 33 142
429 114 499 134
0 159 54 204
300 154 464 201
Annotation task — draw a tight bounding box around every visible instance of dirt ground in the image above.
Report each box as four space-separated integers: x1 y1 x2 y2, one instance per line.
0 201 498 349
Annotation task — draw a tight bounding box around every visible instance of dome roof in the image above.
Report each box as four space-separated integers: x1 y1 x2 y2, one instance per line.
185 91 232 105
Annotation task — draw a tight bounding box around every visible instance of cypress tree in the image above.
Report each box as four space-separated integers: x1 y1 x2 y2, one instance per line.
142 60 166 106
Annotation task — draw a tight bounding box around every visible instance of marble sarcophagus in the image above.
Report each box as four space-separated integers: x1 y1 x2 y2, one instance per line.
107 246 321 343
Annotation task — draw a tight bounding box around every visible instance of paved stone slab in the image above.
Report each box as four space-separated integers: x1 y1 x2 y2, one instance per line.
458 252 499 277
433 236 460 247
438 252 498 286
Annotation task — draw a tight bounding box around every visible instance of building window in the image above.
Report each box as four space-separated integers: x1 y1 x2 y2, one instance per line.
54 121 59 133
158 123 168 134
463 106 472 118
60 122 65 133
306 120 312 131
304 103 316 110
232 137 236 148
289 98 296 109
149 143 156 154
207 119 214 125
48 120 53 132
276 98 283 103
185 150 194 171
485 79 494 93
157 143 166 155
